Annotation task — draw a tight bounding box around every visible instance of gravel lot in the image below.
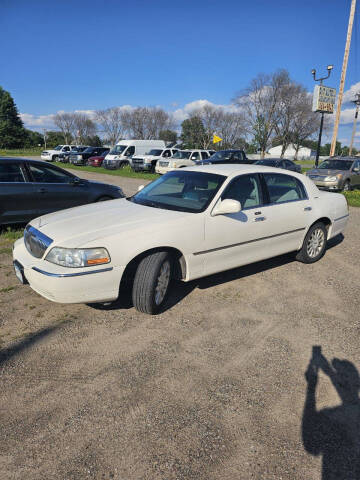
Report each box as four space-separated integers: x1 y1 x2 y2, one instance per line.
0 168 359 480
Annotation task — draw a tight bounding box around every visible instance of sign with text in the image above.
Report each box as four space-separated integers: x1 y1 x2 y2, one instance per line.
312 85 336 113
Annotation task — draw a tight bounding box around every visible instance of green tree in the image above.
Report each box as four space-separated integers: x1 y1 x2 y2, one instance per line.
46 131 68 148
159 129 177 144
24 129 43 147
82 135 102 146
0 86 27 148
180 116 205 149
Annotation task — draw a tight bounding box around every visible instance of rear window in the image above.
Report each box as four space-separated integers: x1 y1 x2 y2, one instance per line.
0 163 25 183
263 173 307 204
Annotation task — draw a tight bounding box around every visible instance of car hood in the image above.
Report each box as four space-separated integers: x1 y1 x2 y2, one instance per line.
307 168 348 176
31 198 189 248
133 155 159 160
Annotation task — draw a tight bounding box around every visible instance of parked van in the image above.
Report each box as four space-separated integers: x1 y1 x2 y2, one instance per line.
103 140 166 170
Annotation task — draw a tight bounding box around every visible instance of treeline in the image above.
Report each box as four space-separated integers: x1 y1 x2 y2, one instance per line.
0 70 357 155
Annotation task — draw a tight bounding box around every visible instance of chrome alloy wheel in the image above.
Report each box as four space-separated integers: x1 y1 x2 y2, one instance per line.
154 260 171 305
306 228 325 258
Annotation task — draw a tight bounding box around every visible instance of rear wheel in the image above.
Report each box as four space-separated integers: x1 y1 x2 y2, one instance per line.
296 222 327 264
52 155 58 162
132 251 172 314
119 161 129 169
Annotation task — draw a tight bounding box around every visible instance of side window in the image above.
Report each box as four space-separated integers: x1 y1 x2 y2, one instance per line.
201 151 209 159
222 174 262 209
126 146 135 156
63 146 70 152
0 163 25 182
29 164 73 183
232 153 241 162
191 152 200 160
263 173 307 204
353 160 360 170
163 150 171 157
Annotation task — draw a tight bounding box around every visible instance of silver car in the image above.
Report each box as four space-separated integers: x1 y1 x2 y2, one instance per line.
306 157 360 191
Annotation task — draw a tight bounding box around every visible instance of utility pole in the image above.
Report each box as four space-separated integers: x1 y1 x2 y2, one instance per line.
330 0 357 157
311 65 334 167
43 128 47 150
349 93 360 155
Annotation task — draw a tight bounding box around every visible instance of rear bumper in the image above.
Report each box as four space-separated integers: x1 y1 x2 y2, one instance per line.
12 239 124 304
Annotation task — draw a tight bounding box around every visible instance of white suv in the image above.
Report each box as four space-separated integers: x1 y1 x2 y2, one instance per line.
155 149 214 174
41 145 78 162
131 148 178 172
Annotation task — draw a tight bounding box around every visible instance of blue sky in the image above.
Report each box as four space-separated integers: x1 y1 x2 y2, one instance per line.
1 0 360 145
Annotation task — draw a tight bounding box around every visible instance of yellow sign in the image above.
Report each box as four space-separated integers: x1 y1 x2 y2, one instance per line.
213 134 222 144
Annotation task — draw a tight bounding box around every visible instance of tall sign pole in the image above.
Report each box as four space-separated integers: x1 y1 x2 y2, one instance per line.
330 0 357 157
311 66 335 167
349 93 360 155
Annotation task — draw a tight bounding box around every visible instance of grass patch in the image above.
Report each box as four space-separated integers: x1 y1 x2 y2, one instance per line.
56 162 158 181
0 227 23 241
343 190 360 207
0 247 12 255
0 286 15 293
1 147 43 157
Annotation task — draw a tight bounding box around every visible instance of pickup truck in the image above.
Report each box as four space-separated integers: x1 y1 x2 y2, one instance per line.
41 145 78 162
131 148 178 172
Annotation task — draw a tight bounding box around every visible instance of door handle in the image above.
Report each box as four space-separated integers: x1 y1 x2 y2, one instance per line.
37 188 47 193
304 206 312 211
254 216 266 222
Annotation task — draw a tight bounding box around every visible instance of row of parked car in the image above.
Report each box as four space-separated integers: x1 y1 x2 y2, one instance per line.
40 141 360 191
41 141 302 174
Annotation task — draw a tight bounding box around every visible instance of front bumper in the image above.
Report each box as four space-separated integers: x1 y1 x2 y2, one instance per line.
41 154 52 161
13 238 124 304
132 164 152 172
312 180 341 191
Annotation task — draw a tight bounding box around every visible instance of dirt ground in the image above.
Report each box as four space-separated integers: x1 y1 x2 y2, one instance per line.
0 170 359 480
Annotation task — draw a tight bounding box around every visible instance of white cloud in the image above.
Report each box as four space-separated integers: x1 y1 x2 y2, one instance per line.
20 113 55 129
342 81 360 105
171 99 242 125
339 108 357 125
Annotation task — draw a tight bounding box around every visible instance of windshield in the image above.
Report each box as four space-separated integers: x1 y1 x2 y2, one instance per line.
83 147 95 153
255 159 277 166
318 160 353 170
209 150 233 161
172 151 192 159
109 145 127 155
54 145 63 151
129 170 226 213
148 149 163 156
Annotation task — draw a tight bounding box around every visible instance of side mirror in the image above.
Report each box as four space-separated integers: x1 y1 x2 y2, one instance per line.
69 177 81 185
212 199 241 216
138 185 145 192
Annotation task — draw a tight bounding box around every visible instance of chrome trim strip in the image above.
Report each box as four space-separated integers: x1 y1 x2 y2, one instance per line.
334 214 349 222
31 266 113 277
193 227 306 256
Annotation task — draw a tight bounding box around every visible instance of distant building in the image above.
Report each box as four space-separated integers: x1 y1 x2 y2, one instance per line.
268 144 315 158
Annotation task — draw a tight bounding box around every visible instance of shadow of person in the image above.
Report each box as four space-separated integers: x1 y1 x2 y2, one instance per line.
302 349 360 480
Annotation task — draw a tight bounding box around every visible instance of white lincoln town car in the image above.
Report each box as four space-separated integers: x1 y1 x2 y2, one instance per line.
13 165 349 314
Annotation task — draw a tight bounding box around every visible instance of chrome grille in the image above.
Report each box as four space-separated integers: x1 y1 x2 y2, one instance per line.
132 158 143 165
24 226 53 259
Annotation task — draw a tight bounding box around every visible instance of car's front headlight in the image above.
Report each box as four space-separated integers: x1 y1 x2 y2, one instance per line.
325 174 341 182
45 247 110 268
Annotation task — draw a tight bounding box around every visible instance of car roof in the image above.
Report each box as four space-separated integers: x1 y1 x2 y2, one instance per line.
183 163 300 178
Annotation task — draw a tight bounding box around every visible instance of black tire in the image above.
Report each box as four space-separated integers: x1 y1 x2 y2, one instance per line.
296 222 327 264
52 155 58 162
132 251 172 314
119 161 129 169
96 196 113 202
343 180 352 192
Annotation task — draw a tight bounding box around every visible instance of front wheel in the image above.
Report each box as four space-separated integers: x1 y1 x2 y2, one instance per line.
119 161 129 169
132 251 172 314
52 155 58 162
296 222 327 264
343 181 351 192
